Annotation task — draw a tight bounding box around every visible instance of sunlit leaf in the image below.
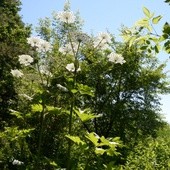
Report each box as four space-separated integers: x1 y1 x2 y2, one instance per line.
74 108 101 122
31 104 43 112
66 135 85 145
9 110 23 119
77 83 94 97
50 161 58 167
95 148 105 155
85 132 99 146
135 18 149 27
152 15 162 24
142 7 151 18
71 89 78 94
106 148 115 156
47 106 61 114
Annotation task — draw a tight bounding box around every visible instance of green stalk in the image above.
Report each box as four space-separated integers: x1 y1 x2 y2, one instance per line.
66 34 81 170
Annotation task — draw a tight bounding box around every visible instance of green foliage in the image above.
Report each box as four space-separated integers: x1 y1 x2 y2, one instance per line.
0 0 31 127
143 7 152 18
0 126 33 169
152 15 162 24
165 0 170 5
121 6 170 55
66 135 86 145
0 1 170 170
162 22 170 53
123 125 170 170
74 108 100 122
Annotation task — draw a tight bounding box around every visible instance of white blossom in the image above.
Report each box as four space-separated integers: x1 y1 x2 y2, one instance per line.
107 52 126 64
93 39 110 50
70 32 90 43
97 32 112 43
56 11 75 24
27 37 42 47
59 42 79 55
12 159 24 165
27 37 52 52
37 40 52 53
11 69 23 78
18 55 33 66
66 63 81 72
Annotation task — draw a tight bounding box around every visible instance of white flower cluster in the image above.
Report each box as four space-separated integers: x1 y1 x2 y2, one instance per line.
27 37 52 52
12 159 24 165
107 52 126 64
11 69 23 78
66 63 81 72
18 54 33 66
56 11 75 24
70 32 90 44
59 42 79 55
93 32 112 50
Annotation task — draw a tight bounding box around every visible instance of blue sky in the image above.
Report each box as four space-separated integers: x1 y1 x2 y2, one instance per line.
20 0 170 122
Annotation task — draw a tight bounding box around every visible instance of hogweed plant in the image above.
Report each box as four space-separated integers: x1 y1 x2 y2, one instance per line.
9 5 125 170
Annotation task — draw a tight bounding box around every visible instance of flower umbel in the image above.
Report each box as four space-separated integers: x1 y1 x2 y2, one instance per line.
107 52 126 64
59 42 79 55
93 39 110 50
18 55 33 66
70 32 90 43
11 69 23 78
27 37 42 47
27 37 52 52
56 11 75 24
97 32 112 43
93 32 112 50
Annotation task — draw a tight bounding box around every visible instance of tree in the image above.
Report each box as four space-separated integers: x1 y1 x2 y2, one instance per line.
0 0 31 128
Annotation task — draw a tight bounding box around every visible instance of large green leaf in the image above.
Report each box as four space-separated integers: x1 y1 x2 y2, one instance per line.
85 132 99 146
66 135 85 145
74 108 101 122
77 83 94 97
9 110 23 119
31 104 43 112
47 106 61 114
95 148 105 155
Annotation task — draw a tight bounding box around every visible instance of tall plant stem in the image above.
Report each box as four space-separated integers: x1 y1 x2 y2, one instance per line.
66 30 81 170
